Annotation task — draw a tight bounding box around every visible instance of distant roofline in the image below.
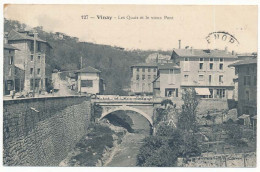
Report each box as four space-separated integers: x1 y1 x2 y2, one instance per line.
131 63 158 68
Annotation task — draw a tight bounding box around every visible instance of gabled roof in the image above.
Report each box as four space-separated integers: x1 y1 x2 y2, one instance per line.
158 63 180 70
229 58 257 67
131 63 158 68
8 30 52 48
75 66 101 73
4 43 19 50
172 48 237 58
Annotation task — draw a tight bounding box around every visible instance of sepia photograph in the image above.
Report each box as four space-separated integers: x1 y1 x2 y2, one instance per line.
1 3 258 168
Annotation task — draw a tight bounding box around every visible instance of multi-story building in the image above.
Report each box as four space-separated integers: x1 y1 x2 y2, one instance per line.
130 63 158 95
76 66 104 95
7 29 52 93
171 48 238 99
3 44 19 95
153 63 181 98
229 58 257 116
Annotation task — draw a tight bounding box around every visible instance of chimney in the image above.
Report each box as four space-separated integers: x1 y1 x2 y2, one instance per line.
178 40 181 49
225 46 228 54
4 32 8 44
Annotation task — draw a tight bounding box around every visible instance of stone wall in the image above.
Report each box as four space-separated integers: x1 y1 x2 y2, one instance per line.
177 152 256 167
3 96 91 166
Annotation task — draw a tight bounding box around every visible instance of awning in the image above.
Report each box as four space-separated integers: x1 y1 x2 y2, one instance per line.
195 88 210 96
238 114 250 119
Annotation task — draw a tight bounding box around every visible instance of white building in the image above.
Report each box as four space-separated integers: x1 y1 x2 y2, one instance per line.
76 66 104 94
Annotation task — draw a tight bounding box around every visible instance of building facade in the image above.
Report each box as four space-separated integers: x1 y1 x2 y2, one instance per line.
76 66 104 95
153 63 181 98
7 29 52 94
130 63 158 95
3 44 19 95
171 48 238 99
229 58 257 116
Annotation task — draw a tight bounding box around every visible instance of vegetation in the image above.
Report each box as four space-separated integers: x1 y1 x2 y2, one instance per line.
138 91 201 167
70 123 114 166
178 88 199 132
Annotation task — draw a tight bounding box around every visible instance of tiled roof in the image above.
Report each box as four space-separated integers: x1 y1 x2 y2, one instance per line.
229 58 257 67
4 43 19 50
75 66 101 73
131 63 158 68
8 30 52 48
158 63 180 70
172 48 237 58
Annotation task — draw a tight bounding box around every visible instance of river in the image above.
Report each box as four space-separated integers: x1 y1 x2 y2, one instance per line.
104 112 151 167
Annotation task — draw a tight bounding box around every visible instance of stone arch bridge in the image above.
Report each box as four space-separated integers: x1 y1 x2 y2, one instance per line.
92 98 162 126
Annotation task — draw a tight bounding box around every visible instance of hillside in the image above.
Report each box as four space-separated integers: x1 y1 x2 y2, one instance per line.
4 19 172 95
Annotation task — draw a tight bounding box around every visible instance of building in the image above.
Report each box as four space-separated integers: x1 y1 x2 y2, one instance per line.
152 63 181 98
7 29 53 94
76 66 104 95
130 63 158 95
229 58 257 116
170 48 238 99
3 44 19 95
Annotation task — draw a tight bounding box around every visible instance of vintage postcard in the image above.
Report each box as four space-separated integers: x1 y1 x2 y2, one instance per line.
1 2 258 169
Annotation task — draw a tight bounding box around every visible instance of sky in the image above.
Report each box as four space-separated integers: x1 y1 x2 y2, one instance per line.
4 5 258 53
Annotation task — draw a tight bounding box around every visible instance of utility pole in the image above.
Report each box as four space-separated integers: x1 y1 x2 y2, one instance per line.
32 31 38 97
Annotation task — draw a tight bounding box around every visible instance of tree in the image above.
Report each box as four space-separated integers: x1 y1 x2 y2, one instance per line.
178 88 199 132
161 99 173 109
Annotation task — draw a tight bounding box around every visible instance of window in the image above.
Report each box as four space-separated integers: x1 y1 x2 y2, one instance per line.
247 76 251 86
209 75 212 84
219 63 223 70
209 89 213 98
148 68 151 72
165 88 178 97
136 75 139 80
246 67 250 75
219 58 223 62
142 68 145 72
246 91 250 101
199 75 204 81
148 75 151 80
209 63 213 70
199 63 204 70
38 55 41 61
219 75 223 83
185 58 189 61
136 68 139 72
9 56 14 65
9 50 12 54
142 75 145 80
8 68 12 76
30 41 34 51
81 80 93 87
210 58 214 62
37 42 41 52
30 68 33 75
184 75 189 81
37 68 40 75
153 68 156 72
200 58 204 61
217 89 226 98
31 55 34 62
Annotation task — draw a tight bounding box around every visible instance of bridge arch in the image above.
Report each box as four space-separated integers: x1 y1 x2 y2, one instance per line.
99 105 153 126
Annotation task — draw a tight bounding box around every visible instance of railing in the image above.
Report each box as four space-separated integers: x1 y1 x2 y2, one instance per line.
93 95 163 103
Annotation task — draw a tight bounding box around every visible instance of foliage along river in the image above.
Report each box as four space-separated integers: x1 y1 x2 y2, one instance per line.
104 112 151 167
